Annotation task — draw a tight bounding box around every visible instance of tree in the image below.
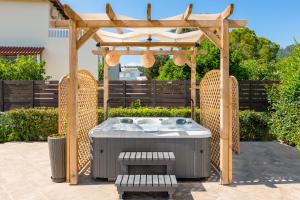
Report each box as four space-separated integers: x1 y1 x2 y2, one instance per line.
157 28 280 81
156 60 190 80
98 63 104 80
230 28 280 62
239 60 279 80
268 45 300 149
144 55 169 80
0 56 48 80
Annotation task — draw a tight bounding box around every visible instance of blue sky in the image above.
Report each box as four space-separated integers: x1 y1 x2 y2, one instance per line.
61 0 300 66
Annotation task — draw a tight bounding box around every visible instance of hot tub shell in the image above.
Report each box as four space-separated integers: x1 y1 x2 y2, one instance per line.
90 117 211 179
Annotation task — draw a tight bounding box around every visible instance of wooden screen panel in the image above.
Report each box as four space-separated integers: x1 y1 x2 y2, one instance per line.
58 70 98 180
231 76 240 154
200 70 221 169
77 70 98 172
200 70 240 170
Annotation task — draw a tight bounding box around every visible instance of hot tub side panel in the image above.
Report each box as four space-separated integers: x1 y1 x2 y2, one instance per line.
91 137 211 179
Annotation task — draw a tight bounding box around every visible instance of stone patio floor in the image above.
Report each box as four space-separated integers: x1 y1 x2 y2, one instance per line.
0 141 300 200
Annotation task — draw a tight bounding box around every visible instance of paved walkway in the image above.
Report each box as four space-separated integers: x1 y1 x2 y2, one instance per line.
0 142 300 200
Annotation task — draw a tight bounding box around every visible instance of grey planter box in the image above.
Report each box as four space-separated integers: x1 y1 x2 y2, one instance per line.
48 136 66 183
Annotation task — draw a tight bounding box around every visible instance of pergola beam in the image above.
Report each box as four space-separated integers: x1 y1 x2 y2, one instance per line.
63 5 102 45
98 42 198 47
221 4 234 19
106 3 123 34
176 4 193 34
50 19 247 29
77 28 98 49
92 49 207 55
147 3 151 21
200 28 222 49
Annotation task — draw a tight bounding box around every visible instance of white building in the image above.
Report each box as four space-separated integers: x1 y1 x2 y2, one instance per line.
0 0 98 80
120 66 147 80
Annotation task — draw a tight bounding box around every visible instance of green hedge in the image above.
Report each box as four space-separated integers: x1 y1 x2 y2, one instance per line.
98 107 200 123
239 110 275 141
0 108 271 143
0 108 58 142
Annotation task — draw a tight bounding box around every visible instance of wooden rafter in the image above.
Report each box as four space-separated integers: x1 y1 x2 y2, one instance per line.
51 19 247 29
97 42 198 47
197 33 206 43
147 3 151 21
63 5 102 45
77 28 98 49
221 4 234 19
176 4 193 34
200 28 221 49
198 4 234 49
92 49 207 55
106 3 123 34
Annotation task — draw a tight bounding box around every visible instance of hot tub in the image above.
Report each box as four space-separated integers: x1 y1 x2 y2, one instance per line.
90 117 211 179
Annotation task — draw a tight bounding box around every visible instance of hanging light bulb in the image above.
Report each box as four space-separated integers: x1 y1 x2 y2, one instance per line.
173 51 187 66
105 51 120 66
141 51 155 68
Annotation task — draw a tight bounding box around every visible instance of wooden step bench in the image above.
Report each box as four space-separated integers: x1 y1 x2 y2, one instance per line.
118 152 176 174
115 174 177 200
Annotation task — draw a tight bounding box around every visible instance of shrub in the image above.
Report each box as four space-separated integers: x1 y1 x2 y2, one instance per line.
0 112 10 143
3 108 58 141
239 110 274 141
99 107 200 123
1 108 273 143
268 45 300 149
0 56 48 80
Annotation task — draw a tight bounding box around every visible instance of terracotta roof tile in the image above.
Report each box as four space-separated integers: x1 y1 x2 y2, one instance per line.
0 46 44 56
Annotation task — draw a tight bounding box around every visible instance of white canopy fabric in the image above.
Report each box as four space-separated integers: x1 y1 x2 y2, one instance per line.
76 13 222 44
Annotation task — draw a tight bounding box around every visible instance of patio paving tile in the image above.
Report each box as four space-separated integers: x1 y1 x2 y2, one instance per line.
0 142 299 200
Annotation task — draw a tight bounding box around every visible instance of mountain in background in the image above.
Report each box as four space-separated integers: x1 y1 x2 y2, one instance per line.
278 44 297 59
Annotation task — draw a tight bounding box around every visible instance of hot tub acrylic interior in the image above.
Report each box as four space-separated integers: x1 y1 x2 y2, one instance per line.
90 117 211 179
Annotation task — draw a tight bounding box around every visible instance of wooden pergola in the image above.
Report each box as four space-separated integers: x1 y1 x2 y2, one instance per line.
51 3 247 185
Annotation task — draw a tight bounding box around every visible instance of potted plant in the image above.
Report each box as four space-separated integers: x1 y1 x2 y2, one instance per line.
48 134 66 183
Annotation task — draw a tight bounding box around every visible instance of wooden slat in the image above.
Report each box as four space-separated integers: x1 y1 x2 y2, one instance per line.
124 152 131 160
153 175 158 187
140 175 146 186
134 175 141 186
136 152 142 160
127 175 134 187
121 175 129 186
170 175 177 186
146 175 152 186
115 175 123 186
146 152 153 160
158 175 165 187
118 152 125 160
164 175 171 187
163 152 170 160
130 152 136 160
168 152 175 160
141 152 147 160
158 152 163 160
153 152 158 160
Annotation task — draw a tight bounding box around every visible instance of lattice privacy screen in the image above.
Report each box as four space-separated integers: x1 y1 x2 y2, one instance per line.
200 70 240 170
58 70 98 175
231 76 240 154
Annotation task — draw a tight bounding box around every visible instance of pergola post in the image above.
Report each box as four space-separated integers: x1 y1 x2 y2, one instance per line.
219 19 232 185
68 19 79 184
103 49 109 120
191 48 197 121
